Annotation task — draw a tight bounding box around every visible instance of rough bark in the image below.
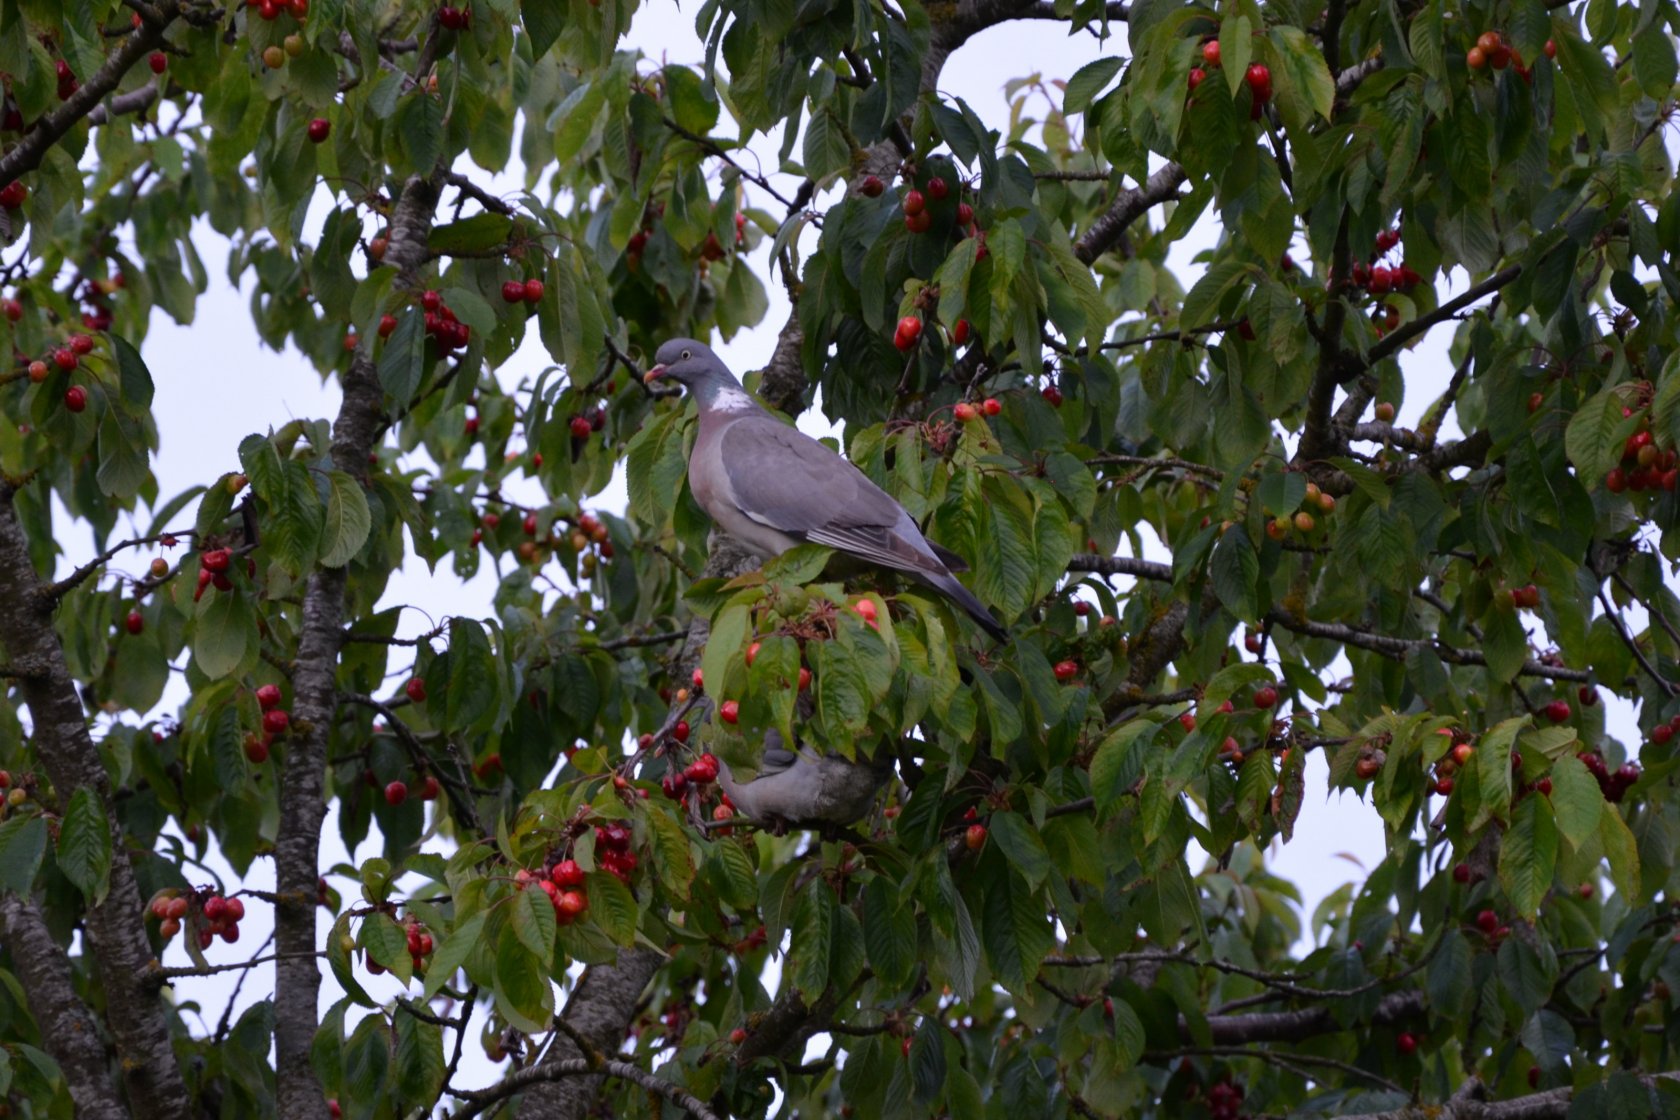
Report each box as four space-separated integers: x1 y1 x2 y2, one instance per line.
0 894 127 1120
0 484 191 1119
513 947 665 1118
274 174 439 1120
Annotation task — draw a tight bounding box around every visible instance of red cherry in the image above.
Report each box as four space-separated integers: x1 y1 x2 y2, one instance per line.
53 348 77 372
981 397 1001 416
1476 909 1499 934
954 402 977 422
859 175 884 197
672 720 690 743
904 210 932 234
1252 686 1277 709
405 678 427 704
1452 863 1471 883
148 51 168 74
384 780 408 806
307 118 330 143
523 278 545 303
797 667 811 691
719 699 740 724
730 1027 748 1044
419 776 440 800
964 823 987 850
1544 700 1571 724
570 415 592 439
1041 385 1063 407
64 386 86 412
501 280 525 304
1396 1032 1417 1055
551 859 585 888
1578 685 1598 707
926 177 949 201
902 190 926 217
952 318 971 346
1053 659 1078 682
0 180 26 209
955 202 973 226
124 610 144 635
1202 40 1221 65
1178 712 1196 732
262 709 290 735
745 641 760 666
1244 63 1271 98
1652 723 1674 745
204 896 227 921
893 315 923 351
254 684 282 711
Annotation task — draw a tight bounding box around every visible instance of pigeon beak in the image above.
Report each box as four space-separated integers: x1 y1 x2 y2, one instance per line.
643 364 668 385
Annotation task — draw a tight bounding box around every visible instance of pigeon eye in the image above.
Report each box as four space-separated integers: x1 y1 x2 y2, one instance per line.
681 349 691 360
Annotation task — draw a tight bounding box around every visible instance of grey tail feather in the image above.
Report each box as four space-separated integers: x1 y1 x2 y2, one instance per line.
926 572 1009 643
927 540 970 573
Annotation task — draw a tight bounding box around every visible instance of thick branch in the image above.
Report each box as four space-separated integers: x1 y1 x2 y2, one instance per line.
1334 1070 1680 1119
0 499 190 1117
0 895 126 1120
450 1056 722 1120
1204 989 1423 1044
514 947 665 1119
275 173 439 1120
1067 552 1173 582
1073 162 1188 265
0 4 182 187
1269 611 1591 682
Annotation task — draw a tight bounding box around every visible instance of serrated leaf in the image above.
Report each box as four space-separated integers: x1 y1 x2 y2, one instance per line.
988 811 1054 887
1065 57 1124 114
645 803 695 901
1209 528 1259 621
1499 794 1559 919
422 909 486 999
193 588 255 679
376 307 425 404
586 871 637 945
862 875 917 989
1548 754 1603 849
360 912 413 984
0 815 46 895
320 471 371 568
1599 807 1641 902
56 788 111 905
1090 719 1156 813
790 879 834 997
511 885 557 966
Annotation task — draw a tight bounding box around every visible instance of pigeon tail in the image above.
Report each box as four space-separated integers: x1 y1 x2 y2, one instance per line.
924 572 1009 643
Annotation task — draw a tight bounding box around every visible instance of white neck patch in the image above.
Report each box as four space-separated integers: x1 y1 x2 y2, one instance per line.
709 384 758 413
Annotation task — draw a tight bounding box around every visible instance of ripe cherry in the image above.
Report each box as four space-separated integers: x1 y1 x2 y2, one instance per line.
1452 863 1471 883
1202 40 1221 65
263 709 290 735
1544 700 1571 724
1041 385 1063 407
893 315 923 351
1578 685 1598 707
981 397 1001 416
523 278 544 303
125 610 144 635
385 780 408 806
965 823 987 850
307 118 330 143
719 699 740 724
570 415 593 438
405 678 427 704
1178 712 1196 732
859 175 884 197
1252 685 1277 709
149 51 168 74
501 280 525 304
53 347 77 371
64 385 86 412
902 190 926 217
954 402 977 422
952 318 971 346
1476 908 1499 934
1396 1032 1417 1055
0 181 26 209
419 776 440 800
1053 659 1079 682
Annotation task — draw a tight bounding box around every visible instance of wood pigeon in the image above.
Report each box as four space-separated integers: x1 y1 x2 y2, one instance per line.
644 338 1009 642
718 728 892 828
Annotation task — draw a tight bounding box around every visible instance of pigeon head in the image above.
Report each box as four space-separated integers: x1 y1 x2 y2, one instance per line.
643 338 750 409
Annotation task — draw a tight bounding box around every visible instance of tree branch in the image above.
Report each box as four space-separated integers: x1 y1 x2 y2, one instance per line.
1333 1070 1680 1119
0 3 183 188
1073 162 1188 265
0 895 127 1120
449 1056 722 1120
275 173 439 1120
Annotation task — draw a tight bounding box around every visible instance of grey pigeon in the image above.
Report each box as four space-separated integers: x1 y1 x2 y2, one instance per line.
644 338 1009 642
718 728 892 827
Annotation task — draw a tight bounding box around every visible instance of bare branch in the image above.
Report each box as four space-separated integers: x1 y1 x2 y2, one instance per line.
1074 162 1188 265
449 1056 722 1120
1067 552 1173 582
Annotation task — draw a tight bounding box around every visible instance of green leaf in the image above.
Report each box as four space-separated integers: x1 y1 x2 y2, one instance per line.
1499 793 1559 920
1180 260 1248 329
320 471 371 568
422 910 486 999
981 872 1053 992
511 885 557 966
429 213 515 254
56 788 112 905
376 308 425 404
521 0 565 59
1065 57 1124 113
790 879 835 998
1209 528 1259 621
586 871 637 945
111 333 154 408
645 803 695 901
193 587 256 679
0 814 46 895
1472 716 1525 829
663 65 720 135
862 875 917 990
1267 25 1335 123
988 811 1055 887
1090 719 1156 814
1548 754 1603 849
493 923 554 1033
359 912 413 984
393 1006 445 1105
1599 807 1641 902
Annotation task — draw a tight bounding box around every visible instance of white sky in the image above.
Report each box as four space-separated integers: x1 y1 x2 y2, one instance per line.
37 0 1651 1102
